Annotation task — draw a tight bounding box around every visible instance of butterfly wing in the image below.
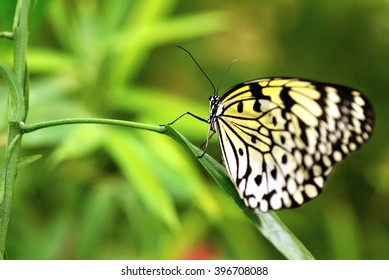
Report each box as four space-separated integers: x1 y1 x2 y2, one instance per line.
212 78 374 211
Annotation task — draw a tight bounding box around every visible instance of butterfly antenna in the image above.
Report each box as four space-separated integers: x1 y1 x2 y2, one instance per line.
177 46 216 94
215 59 238 94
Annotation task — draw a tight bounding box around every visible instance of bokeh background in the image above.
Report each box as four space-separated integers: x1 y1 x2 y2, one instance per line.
0 0 388 259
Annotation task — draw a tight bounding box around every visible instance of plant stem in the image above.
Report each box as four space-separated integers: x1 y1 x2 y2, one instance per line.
13 0 28 87
0 0 30 259
20 118 164 134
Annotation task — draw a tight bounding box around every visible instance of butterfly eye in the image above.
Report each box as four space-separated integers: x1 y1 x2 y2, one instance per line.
207 78 374 212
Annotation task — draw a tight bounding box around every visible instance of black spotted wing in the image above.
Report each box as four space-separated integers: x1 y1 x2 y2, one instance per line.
209 78 374 212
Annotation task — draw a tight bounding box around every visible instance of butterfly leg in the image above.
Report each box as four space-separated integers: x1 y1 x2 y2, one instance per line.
166 112 208 126
197 125 215 158
164 112 211 158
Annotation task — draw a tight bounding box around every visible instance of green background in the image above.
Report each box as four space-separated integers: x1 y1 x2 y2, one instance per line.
0 0 388 259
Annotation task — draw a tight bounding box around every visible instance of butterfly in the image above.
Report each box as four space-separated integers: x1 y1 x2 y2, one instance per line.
173 47 375 212
207 77 374 212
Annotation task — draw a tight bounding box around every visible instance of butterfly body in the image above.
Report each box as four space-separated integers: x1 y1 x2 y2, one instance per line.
208 77 374 212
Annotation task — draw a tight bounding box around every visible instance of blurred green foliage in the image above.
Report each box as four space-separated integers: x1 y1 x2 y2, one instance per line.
0 0 388 259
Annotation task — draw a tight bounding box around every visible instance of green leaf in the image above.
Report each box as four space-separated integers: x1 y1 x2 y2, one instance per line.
162 125 315 260
0 134 20 203
0 62 25 122
104 128 180 232
48 126 105 166
17 154 42 171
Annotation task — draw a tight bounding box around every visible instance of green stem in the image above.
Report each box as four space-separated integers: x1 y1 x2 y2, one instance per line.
13 0 29 88
20 118 164 134
0 134 21 260
0 0 30 259
14 0 29 121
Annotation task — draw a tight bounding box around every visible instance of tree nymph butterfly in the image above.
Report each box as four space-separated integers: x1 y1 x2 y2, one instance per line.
172 48 375 212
